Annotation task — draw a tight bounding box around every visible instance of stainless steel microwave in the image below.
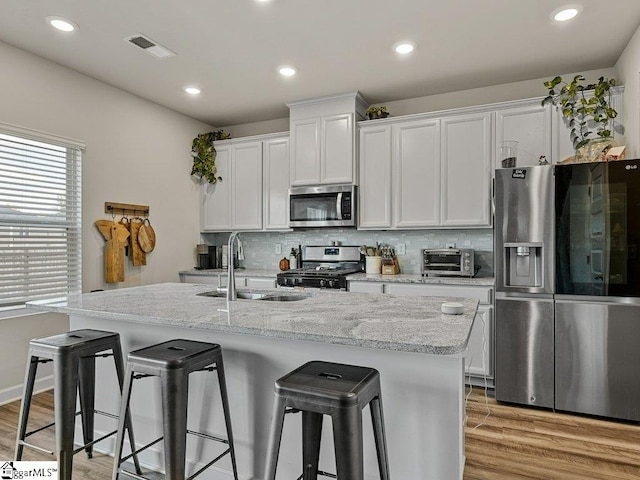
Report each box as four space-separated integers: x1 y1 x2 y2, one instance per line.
289 184 356 228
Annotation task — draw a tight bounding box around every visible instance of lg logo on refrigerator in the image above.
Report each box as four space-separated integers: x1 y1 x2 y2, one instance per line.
626 164 638 170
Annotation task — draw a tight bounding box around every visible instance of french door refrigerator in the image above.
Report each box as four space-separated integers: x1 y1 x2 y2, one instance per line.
495 166 555 409
495 160 640 421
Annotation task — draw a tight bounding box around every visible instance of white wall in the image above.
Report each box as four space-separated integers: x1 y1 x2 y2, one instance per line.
615 24 640 157
221 68 616 137
0 40 212 394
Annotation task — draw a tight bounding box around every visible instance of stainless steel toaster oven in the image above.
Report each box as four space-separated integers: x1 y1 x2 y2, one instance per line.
422 248 476 277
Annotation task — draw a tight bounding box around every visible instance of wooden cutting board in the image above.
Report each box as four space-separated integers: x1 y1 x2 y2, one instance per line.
138 219 156 253
105 225 126 283
129 218 146 266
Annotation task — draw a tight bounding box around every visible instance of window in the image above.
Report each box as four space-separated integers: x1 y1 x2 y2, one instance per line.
0 124 83 309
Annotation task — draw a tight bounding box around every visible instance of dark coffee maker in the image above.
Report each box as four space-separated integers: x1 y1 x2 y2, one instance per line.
196 244 218 269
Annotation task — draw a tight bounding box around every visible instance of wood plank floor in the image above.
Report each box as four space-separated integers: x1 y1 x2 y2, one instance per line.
1 388 639 479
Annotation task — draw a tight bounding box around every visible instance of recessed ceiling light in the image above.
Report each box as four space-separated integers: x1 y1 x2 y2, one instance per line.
46 16 78 32
278 65 297 77
393 41 416 54
184 86 201 95
551 5 582 22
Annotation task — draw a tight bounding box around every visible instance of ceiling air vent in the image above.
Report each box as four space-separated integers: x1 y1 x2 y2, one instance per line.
124 34 176 59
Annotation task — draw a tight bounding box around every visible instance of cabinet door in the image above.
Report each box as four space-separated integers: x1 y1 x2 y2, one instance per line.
495 102 551 169
290 118 320 186
231 141 263 230
392 120 441 228
348 281 385 294
200 146 231 231
465 305 493 378
321 113 354 184
358 125 392 229
263 136 291 230
441 113 492 227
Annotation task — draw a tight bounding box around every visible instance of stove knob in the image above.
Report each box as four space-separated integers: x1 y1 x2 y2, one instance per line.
295 278 302 285
328 280 336 288
320 279 326 287
286 278 294 286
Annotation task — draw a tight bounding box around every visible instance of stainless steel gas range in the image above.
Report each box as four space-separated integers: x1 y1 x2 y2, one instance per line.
276 245 364 289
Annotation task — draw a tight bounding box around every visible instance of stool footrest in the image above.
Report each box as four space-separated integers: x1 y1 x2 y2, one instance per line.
187 448 230 480
18 440 54 456
121 436 164 464
73 429 118 455
186 429 229 445
284 407 301 415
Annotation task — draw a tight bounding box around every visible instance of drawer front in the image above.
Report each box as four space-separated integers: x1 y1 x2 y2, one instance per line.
385 283 492 304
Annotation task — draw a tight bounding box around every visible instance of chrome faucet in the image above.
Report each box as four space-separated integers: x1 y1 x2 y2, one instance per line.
225 232 240 301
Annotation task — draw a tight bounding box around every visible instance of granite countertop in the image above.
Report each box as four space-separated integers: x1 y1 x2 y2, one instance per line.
181 268 494 286
28 283 479 356
180 268 280 277
346 272 495 286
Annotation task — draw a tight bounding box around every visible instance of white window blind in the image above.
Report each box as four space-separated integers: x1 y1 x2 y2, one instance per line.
0 127 82 308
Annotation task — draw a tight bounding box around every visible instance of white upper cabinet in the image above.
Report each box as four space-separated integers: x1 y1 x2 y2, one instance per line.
495 100 552 168
231 141 263 230
321 113 353 184
201 146 231 231
201 133 291 232
441 112 492 227
263 136 290 230
359 124 392 228
358 112 491 230
290 118 320 185
288 92 367 187
393 119 441 228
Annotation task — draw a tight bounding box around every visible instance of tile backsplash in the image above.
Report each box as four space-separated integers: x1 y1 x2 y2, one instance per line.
202 228 494 276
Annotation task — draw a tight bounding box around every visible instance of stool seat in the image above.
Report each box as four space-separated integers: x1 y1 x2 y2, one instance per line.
15 329 141 480
275 361 380 408
265 361 391 480
112 339 239 480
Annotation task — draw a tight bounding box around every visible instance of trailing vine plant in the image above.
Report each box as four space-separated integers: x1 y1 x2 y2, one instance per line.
190 130 231 184
542 75 622 150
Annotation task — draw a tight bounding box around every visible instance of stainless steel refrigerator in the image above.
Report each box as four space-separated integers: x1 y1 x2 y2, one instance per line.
495 160 640 421
495 166 555 408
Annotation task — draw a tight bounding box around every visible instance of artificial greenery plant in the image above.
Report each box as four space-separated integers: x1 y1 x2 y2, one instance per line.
190 130 230 184
542 75 622 150
366 106 389 120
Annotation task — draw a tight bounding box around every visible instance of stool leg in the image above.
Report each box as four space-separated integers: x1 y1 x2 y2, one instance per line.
112 342 142 475
302 411 323 480
15 355 39 460
214 355 239 480
112 364 135 480
161 368 189 480
54 352 80 480
370 397 390 480
332 407 364 480
78 353 96 458
264 395 287 480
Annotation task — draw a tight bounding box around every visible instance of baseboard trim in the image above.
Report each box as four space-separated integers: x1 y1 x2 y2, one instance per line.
0 375 54 406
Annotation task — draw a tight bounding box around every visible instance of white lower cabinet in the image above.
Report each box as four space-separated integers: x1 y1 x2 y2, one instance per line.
348 280 494 380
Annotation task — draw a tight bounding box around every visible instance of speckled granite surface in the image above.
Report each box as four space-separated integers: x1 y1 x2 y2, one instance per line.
180 268 494 286
180 268 280 277
347 272 495 286
28 283 479 355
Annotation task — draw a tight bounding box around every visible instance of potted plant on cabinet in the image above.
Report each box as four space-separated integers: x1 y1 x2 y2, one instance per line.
366 106 390 120
190 130 230 184
542 75 624 162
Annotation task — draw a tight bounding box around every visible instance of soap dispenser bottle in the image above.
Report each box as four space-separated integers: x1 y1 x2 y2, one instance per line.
289 248 298 270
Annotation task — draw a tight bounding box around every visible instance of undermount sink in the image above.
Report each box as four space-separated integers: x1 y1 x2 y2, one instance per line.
197 291 310 302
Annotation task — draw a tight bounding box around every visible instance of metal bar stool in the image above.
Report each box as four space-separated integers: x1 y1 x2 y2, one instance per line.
15 329 142 480
112 339 239 480
264 360 391 480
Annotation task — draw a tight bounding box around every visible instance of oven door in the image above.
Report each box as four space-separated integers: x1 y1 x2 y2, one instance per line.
289 185 355 228
423 250 463 274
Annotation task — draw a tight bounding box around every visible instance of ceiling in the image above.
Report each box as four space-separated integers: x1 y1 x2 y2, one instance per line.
1 0 639 127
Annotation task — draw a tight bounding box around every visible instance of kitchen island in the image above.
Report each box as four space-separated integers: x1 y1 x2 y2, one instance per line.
30 283 479 480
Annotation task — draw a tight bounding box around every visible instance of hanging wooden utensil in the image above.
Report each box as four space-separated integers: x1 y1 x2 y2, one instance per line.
129 217 146 266
105 224 126 283
137 218 156 253
95 219 114 240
